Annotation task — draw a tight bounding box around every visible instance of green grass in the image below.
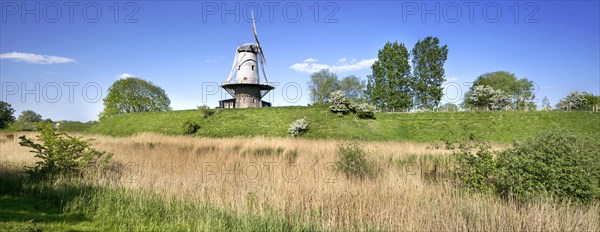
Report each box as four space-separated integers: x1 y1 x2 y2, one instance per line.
86 106 600 143
0 171 318 231
0 195 94 231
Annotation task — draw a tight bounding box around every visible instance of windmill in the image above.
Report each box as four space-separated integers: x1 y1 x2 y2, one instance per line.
219 13 274 108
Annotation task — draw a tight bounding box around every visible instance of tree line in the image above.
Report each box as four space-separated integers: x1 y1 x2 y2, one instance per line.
308 36 449 111
307 37 599 112
308 70 365 104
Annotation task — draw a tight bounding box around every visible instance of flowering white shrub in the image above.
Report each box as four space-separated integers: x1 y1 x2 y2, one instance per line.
355 103 375 119
288 118 308 137
469 85 510 110
328 90 351 114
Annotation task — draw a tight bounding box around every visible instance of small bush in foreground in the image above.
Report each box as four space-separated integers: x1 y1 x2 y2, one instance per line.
288 118 308 137
18 123 112 182
495 129 600 203
451 129 600 203
335 143 379 180
181 120 201 135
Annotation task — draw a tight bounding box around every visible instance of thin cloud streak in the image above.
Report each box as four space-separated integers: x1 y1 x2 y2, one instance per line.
290 58 377 73
0 52 77 64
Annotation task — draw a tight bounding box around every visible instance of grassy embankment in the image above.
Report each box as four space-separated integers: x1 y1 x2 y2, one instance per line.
87 106 600 143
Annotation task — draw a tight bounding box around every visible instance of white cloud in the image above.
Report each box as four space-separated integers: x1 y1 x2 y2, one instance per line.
0 52 76 64
117 73 136 79
290 58 377 73
289 62 330 73
445 77 459 82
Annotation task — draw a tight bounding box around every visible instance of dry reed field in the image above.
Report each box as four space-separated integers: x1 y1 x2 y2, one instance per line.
1 132 598 231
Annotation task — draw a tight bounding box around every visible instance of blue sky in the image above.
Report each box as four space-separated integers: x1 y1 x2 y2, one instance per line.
1 1 599 121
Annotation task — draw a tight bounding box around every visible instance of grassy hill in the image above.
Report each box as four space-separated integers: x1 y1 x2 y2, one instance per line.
85 106 600 143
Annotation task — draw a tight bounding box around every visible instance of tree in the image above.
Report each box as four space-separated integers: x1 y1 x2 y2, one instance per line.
366 41 412 110
542 96 552 111
339 75 366 102
0 101 16 129
556 91 598 111
440 103 458 111
467 85 510 111
308 69 339 104
464 71 535 110
582 93 600 110
99 77 171 120
411 36 449 109
18 110 42 122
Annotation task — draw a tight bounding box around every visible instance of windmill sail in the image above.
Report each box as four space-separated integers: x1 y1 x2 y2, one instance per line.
252 12 266 65
226 50 239 83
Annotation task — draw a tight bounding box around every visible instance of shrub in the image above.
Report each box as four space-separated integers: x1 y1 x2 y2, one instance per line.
354 103 375 119
288 118 308 137
328 91 376 119
198 105 215 118
181 120 201 135
451 142 497 193
335 143 379 180
328 90 351 114
495 129 600 203
18 123 112 182
451 129 600 203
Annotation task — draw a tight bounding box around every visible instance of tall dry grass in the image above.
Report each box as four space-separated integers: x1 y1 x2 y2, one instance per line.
0 132 598 231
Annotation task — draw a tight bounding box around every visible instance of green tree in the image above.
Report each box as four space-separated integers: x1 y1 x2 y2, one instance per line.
366 41 412 110
99 77 171 120
411 36 449 109
542 96 552 111
339 75 366 102
18 110 42 122
0 101 16 128
582 93 600 110
556 91 598 111
308 69 339 104
440 103 458 111
464 71 535 110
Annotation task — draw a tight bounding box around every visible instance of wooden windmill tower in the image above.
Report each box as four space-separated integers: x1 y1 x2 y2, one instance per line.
219 14 274 108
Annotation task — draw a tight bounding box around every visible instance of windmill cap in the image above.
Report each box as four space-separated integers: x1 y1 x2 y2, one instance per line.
237 43 259 53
